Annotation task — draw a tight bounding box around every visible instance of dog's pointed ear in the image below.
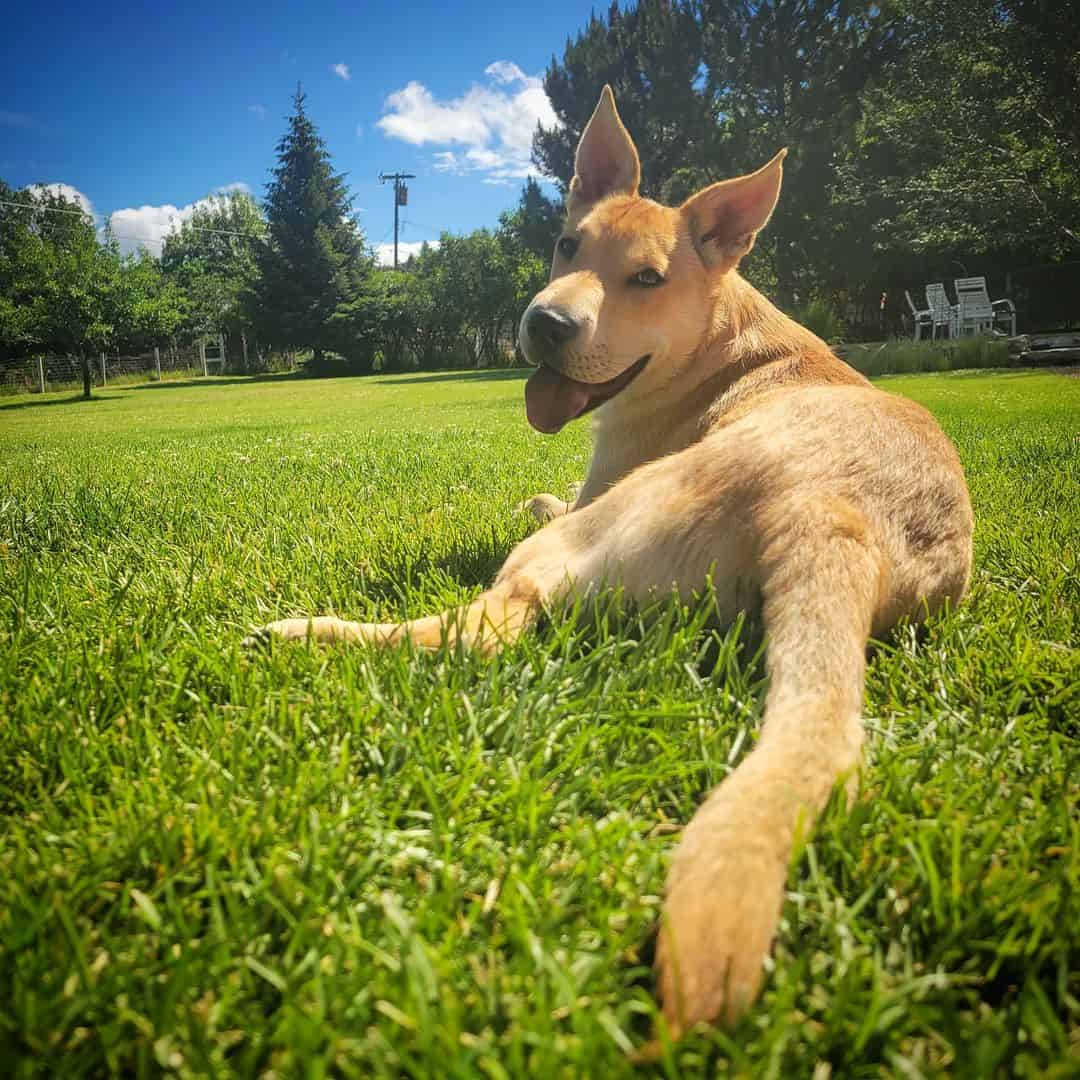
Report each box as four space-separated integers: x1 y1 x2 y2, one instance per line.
566 86 641 217
681 150 787 270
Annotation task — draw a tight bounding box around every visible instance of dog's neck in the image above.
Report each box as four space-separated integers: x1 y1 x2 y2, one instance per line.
575 274 864 508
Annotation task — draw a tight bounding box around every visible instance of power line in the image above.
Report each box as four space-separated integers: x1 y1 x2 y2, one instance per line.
0 199 266 242
400 218 444 237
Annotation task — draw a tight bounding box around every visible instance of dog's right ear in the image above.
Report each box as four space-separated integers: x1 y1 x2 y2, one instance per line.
566 86 641 217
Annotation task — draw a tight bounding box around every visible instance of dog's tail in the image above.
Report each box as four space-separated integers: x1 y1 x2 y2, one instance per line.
655 498 885 1037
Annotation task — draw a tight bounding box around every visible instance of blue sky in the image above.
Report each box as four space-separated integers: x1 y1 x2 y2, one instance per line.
0 1 597 261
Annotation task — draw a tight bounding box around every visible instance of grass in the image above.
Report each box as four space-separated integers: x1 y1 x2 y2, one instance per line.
0 367 1077 1077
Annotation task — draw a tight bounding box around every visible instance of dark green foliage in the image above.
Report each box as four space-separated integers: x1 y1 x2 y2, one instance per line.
252 88 375 372
498 177 562 265
534 0 711 201
533 0 1080 334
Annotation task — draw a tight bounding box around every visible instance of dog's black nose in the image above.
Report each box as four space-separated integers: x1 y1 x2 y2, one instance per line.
527 306 579 347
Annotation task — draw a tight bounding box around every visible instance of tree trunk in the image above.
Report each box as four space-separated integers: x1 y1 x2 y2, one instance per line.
80 350 91 399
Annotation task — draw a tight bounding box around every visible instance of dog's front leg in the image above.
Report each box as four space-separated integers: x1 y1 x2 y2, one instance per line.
245 587 541 656
516 480 583 524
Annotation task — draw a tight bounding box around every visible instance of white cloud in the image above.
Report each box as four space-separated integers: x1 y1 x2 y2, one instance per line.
107 184 253 254
332 63 351 81
377 61 559 183
248 104 266 119
25 183 97 222
375 239 439 267
484 61 528 85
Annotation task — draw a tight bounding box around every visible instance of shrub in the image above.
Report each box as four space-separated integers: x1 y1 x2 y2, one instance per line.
839 335 1010 377
798 299 846 343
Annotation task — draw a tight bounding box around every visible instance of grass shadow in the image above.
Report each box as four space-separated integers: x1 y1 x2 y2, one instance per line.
126 372 307 392
378 369 531 386
0 392 123 412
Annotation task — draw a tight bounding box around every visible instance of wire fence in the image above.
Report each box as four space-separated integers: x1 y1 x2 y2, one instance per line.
0 339 233 396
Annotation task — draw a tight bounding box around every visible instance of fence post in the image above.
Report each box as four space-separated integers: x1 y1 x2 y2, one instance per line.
100 351 107 386
241 332 249 371
201 341 208 377
38 356 45 394
154 346 161 381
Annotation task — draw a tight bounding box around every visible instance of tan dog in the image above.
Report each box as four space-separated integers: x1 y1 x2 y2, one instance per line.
250 88 973 1041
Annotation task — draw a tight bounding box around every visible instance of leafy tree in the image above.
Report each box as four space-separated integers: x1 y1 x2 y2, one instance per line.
695 0 914 306
0 182 39 353
532 0 1079 332
830 0 1080 330
117 250 185 349
10 190 120 397
534 0 710 200
161 192 265 365
253 87 374 371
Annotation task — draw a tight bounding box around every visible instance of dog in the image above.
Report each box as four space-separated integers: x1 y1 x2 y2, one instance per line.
249 87 973 1042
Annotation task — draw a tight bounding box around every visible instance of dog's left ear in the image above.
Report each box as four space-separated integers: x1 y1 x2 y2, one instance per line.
682 150 787 270
566 86 641 217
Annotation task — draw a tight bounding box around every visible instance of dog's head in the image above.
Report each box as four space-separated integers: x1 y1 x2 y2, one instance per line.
521 86 786 434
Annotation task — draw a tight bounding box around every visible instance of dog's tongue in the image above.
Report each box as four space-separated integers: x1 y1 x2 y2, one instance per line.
525 366 592 433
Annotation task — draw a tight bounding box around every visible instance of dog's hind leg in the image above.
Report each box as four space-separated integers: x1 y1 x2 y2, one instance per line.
652 497 887 1041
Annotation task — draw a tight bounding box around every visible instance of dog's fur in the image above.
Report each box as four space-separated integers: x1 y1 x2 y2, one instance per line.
251 88 973 1041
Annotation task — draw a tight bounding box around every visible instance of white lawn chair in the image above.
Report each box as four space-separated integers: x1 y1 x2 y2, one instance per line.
925 283 958 339
905 290 934 340
955 277 1016 336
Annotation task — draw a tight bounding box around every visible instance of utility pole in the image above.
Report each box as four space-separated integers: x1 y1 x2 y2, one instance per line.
378 171 416 270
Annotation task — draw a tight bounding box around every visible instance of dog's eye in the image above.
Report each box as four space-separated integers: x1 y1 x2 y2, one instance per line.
556 236 579 260
631 268 665 287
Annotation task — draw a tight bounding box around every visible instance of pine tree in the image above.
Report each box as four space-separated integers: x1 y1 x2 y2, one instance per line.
498 178 562 264
254 86 373 371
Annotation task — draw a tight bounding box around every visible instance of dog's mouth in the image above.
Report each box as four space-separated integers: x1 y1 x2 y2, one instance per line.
525 355 650 434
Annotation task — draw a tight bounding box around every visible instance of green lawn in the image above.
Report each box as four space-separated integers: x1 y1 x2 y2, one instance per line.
1 369 1077 1077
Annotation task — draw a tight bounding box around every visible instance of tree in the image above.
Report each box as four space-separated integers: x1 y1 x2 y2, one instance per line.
0 182 39 354
161 192 265 365
117 250 185 350
1 185 185 393
534 0 710 200
533 0 914 309
252 87 374 371
828 0 1080 330
10 190 120 398
498 177 562 264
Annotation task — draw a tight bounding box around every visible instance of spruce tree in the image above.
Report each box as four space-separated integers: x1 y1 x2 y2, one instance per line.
255 86 372 371
499 178 562 263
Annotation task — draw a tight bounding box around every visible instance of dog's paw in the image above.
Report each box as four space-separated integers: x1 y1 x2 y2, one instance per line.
241 619 308 648
515 493 568 523
652 841 786 1041
241 626 274 650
